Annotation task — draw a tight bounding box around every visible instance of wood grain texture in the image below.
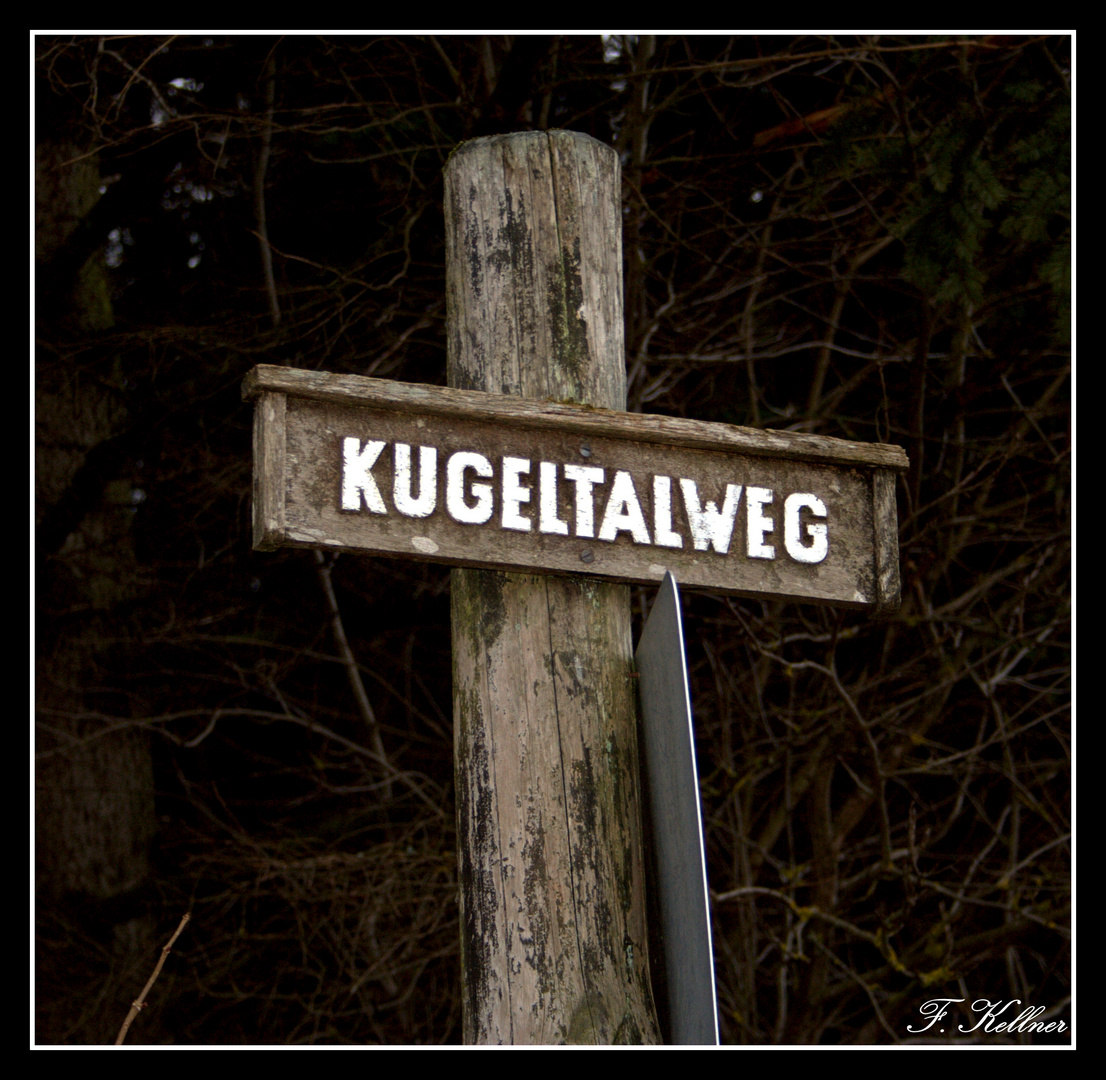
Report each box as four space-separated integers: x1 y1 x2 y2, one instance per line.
251 390 286 549
452 571 654 1044
444 131 625 409
445 131 660 1044
872 468 902 616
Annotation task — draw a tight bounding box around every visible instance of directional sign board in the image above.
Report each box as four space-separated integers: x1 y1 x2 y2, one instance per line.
243 365 908 609
636 571 718 1045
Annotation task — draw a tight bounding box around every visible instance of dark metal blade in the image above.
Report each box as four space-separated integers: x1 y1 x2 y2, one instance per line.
635 572 719 1045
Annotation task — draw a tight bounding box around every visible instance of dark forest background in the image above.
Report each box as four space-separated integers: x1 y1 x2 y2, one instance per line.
34 34 1071 1045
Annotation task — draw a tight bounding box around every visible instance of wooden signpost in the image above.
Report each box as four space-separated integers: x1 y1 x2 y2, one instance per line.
244 130 908 1045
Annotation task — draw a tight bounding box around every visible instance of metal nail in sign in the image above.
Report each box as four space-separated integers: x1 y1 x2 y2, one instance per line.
243 366 908 609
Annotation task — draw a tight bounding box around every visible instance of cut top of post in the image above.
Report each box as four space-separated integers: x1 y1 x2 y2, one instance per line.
444 130 627 411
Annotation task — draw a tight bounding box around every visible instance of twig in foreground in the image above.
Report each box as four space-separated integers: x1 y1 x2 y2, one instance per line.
114 913 191 1046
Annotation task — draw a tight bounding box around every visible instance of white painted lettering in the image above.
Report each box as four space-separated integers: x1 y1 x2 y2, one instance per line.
501 457 532 532
746 487 775 559
564 464 605 538
783 493 828 563
344 436 831 569
341 437 387 513
680 479 742 554
539 461 569 535
446 451 494 524
393 443 437 518
652 475 683 548
598 470 651 544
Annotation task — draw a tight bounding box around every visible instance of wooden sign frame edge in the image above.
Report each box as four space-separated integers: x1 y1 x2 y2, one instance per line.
243 365 910 472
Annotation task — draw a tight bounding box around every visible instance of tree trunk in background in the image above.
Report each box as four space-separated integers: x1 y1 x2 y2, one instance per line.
445 131 660 1044
35 137 157 1044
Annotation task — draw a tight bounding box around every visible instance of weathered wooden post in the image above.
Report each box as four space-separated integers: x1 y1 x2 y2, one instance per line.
443 131 660 1044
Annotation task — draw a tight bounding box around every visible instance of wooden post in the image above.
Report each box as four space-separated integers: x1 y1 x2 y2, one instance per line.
444 131 661 1044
